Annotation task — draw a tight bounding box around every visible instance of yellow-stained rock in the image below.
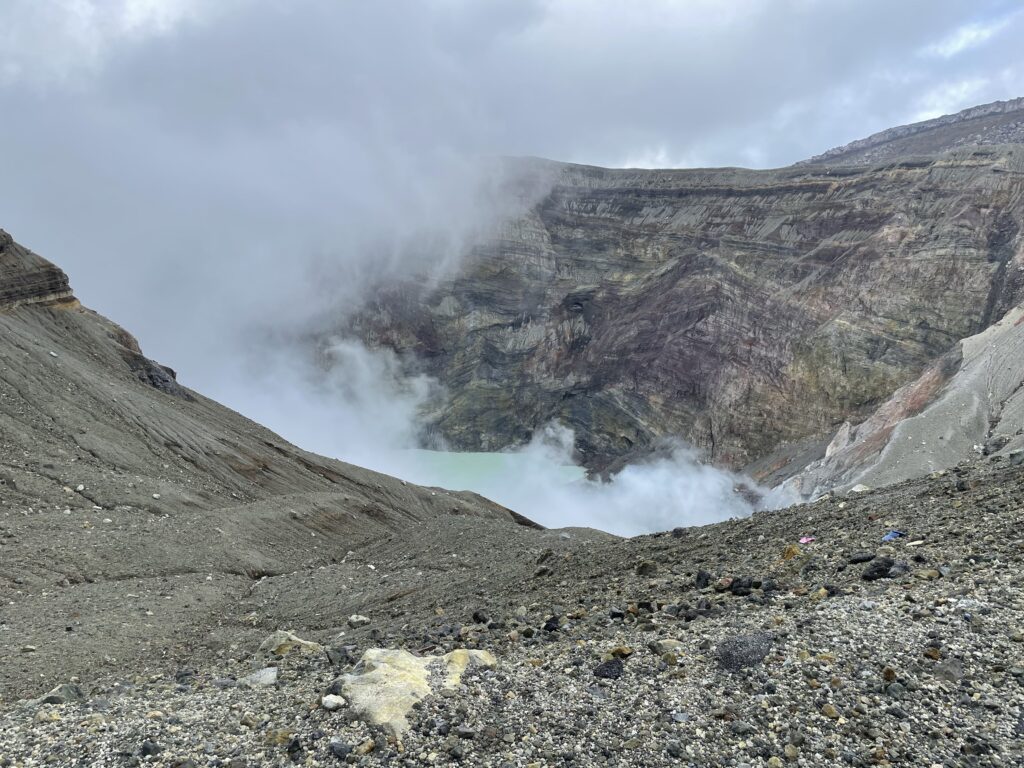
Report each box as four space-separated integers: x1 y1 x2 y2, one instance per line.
342 648 497 736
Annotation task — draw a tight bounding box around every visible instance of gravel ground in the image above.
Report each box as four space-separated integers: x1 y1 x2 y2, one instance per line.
2 456 1022 767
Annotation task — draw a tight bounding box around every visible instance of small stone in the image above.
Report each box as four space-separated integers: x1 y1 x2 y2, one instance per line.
328 740 351 760
239 667 278 687
730 720 755 735
33 683 84 706
848 551 876 564
716 632 772 671
886 682 906 699
269 730 293 746
933 659 965 683
258 630 322 657
348 614 371 629
887 561 911 578
326 645 357 667
821 703 840 719
321 694 346 711
648 639 684 655
140 740 160 757
862 557 896 581
455 725 476 739
636 560 658 576
593 658 624 679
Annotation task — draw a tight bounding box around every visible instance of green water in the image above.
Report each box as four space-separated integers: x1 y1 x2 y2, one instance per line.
403 449 585 491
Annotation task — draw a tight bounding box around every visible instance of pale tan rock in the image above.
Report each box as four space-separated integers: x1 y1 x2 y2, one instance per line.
342 648 497 736
257 630 322 657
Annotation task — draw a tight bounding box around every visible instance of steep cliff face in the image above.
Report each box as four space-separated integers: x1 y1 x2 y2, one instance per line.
353 110 1024 474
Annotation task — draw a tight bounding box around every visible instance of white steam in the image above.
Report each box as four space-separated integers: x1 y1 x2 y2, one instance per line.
430 424 764 536
225 340 777 537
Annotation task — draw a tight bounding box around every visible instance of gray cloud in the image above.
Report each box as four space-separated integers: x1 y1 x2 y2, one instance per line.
3 1 1022 354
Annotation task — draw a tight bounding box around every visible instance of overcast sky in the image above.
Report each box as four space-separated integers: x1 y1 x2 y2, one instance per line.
2 0 1023 380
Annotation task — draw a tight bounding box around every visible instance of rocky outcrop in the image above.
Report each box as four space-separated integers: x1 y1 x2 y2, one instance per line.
784 303 1024 499
0 230 73 310
352 106 1024 474
801 97 1024 166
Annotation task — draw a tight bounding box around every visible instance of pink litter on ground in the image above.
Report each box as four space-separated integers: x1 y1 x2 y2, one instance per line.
799 536 816 544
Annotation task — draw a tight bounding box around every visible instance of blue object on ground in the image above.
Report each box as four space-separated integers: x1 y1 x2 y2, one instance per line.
881 530 905 542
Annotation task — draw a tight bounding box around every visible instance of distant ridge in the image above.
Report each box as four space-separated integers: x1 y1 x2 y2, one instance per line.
800 96 1024 166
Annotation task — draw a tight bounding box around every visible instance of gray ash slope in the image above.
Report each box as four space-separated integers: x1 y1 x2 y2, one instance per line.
0 232 529 702
2 454 1022 767
1 231 1023 765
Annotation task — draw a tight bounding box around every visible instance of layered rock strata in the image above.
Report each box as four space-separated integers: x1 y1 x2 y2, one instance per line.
354 133 1024 474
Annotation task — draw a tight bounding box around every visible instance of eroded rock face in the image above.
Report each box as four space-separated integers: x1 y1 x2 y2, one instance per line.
0 230 74 310
352 117 1024 474
800 97 1024 166
785 303 1024 499
341 648 497 736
